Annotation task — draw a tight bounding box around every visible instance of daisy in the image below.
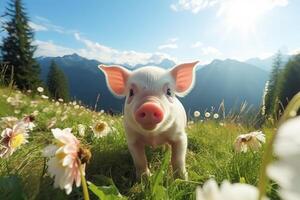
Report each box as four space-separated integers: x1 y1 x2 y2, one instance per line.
0 122 29 158
205 112 211 118
43 128 90 195
61 115 68 122
78 124 86 137
32 110 39 116
234 131 265 153
91 121 111 138
41 95 49 99
196 179 265 200
0 117 19 129
37 87 44 93
43 107 50 113
7 95 23 107
267 116 300 200
213 113 219 119
47 118 57 129
22 115 36 131
194 111 201 118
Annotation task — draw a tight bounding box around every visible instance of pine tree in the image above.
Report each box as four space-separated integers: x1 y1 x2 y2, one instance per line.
47 60 69 101
264 51 283 118
277 54 300 114
0 0 41 90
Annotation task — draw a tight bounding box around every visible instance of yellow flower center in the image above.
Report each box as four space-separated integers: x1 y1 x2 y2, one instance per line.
95 123 105 132
10 134 25 148
56 151 66 160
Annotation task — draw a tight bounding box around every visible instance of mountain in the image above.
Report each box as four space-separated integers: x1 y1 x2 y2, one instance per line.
37 54 269 113
245 54 290 71
181 59 269 113
37 54 176 112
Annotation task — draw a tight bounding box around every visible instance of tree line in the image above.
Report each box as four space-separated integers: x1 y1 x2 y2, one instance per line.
263 51 300 120
0 0 69 101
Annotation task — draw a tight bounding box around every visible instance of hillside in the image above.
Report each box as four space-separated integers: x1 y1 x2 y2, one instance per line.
37 55 269 113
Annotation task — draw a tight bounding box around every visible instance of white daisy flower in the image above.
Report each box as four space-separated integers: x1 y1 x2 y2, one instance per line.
78 124 86 137
234 131 265 153
196 179 266 200
0 117 19 129
43 128 84 194
205 112 211 118
213 113 219 119
267 116 300 200
194 111 201 118
91 121 111 138
41 95 49 99
37 87 44 93
0 122 29 158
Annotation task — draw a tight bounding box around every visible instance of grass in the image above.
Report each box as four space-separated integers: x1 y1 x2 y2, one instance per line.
0 86 279 200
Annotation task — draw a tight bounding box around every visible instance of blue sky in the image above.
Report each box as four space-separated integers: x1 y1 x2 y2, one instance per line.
0 0 299 65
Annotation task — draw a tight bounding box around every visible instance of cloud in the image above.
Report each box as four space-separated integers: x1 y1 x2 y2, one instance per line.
32 16 78 34
201 46 222 56
170 0 219 13
158 43 178 50
171 0 288 14
35 16 51 23
34 40 76 57
28 22 48 31
288 48 300 55
31 17 177 66
34 33 176 66
74 33 176 66
258 52 274 59
168 37 179 43
191 41 203 48
157 37 179 50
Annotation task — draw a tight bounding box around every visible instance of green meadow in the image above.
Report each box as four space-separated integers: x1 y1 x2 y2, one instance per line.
0 87 279 200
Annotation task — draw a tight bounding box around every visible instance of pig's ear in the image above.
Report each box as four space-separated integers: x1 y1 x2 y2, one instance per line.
170 61 199 97
98 64 130 97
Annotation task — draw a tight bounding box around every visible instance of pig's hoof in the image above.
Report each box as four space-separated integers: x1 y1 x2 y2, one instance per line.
174 170 188 180
136 168 151 181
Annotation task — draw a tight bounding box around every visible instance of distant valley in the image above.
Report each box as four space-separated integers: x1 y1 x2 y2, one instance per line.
37 54 283 113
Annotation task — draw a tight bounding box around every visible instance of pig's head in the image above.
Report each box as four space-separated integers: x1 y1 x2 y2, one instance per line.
99 62 198 133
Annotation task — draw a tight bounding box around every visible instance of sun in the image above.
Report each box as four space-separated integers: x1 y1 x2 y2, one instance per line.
218 0 271 34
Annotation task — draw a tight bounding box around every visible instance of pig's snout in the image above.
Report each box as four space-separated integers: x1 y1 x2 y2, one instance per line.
135 102 164 130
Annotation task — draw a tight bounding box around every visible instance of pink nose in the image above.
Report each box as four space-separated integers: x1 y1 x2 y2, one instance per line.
135 102 164 128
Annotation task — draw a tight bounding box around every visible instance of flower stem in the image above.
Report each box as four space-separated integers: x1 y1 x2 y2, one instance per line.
258 92 300 199
78 160 90 200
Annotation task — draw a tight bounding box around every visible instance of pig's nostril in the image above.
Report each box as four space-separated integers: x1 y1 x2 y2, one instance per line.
139 112 146 118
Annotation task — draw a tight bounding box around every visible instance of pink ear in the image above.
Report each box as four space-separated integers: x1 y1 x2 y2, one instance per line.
170 61 199 97
98 65 130 97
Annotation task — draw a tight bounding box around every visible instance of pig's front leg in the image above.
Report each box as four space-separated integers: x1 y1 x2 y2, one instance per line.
170 134 188 180
128 141 150 179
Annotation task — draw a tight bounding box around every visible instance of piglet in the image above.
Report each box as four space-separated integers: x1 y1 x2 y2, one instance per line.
99 62 198 180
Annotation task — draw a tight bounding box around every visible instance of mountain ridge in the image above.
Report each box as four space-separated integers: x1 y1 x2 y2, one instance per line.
36 54 269 112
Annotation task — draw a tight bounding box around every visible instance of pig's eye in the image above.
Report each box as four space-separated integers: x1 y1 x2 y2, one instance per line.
166 88 172 96
129 89 134 97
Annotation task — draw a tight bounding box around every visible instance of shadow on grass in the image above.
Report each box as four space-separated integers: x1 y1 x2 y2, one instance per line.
86 144 136 196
